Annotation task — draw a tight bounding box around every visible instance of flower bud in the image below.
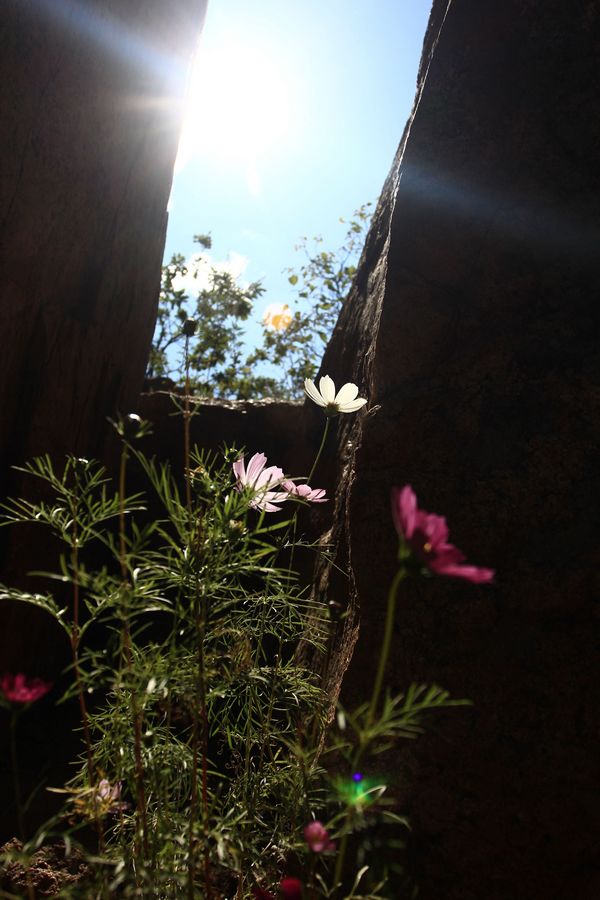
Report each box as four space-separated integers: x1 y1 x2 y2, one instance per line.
182 318 198 337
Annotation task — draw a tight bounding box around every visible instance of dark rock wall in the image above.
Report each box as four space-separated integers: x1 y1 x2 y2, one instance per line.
0 0 207 671
318 1 600 897
0 0 207 840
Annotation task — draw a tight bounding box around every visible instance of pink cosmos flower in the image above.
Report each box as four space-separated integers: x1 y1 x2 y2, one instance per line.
280 878 303 900
303 820 335 853
282 480 328 503
96 779 127 813
232 452 290 513
0 673 53 704
252 889 275 900
391 485 494 584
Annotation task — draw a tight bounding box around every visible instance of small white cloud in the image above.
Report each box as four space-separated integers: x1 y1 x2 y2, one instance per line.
225 251 249 280
240 228 265 241
171 250 249 297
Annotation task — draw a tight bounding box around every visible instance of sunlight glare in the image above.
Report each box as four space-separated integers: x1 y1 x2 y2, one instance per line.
176 38 293 177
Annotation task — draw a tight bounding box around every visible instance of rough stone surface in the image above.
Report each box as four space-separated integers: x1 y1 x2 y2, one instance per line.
315 2 600 897
137 392 311 477
0 0 207 671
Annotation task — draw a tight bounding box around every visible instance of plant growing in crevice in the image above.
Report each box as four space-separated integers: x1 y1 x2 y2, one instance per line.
0 374 494 898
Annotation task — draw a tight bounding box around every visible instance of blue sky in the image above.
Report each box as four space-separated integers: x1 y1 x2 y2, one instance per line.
165 0 431 341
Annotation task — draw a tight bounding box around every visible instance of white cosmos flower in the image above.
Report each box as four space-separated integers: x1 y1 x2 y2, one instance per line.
304 375 367 417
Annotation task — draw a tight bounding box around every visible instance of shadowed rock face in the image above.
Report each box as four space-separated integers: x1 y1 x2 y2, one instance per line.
315 1 600 897
0 0 207 671
0 1 208 840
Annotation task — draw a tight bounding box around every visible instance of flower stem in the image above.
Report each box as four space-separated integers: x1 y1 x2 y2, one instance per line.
188 602 211 900
307 418 329 485
118 445 149 863
285 416 330 581
333 566 408 893
9 713 34 900
9 711 25 841
368 566 407 724
70 487 105 854
184 333 193 515
183 332 212 899
333 827 348 894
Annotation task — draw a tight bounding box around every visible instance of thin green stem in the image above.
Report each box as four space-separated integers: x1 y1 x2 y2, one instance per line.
118 449 128 584
188 601 211 900
368 567 407 724
70 492 105 855
254 650 281 801
184 334 193 515
184 324 212 898
118 445 149 864
334 566 408 892
188 672 199 900
10 712 25 841
9 713 34 900
307 418 330 485
333 823 349 894
285 416 330 583
70 547 94 786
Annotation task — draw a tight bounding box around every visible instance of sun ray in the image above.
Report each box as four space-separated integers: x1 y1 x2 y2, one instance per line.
176 38 293 177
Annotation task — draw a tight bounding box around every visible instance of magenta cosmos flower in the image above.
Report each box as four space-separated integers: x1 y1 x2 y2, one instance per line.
280 878 303 900
252 878 303 900
1 673 53 704
232 452 290 512
282 480 327 503
391 485 494 584
303 820 335 853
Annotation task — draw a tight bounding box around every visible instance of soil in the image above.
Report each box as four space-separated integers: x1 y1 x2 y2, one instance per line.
0 839 91 898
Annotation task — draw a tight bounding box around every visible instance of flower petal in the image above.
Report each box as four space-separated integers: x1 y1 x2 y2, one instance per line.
304 378 327 407
252 887 276 900
318 375 336 403
430 562 495 583
392 485 494 584
338 397 367 413
424 512 449 548
394 485 417 539
334 382 359 406
304 820 334 853
245 452 267 485
232 458 246 482
255 465 285 489
280 878 303 900
255 490 289 512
